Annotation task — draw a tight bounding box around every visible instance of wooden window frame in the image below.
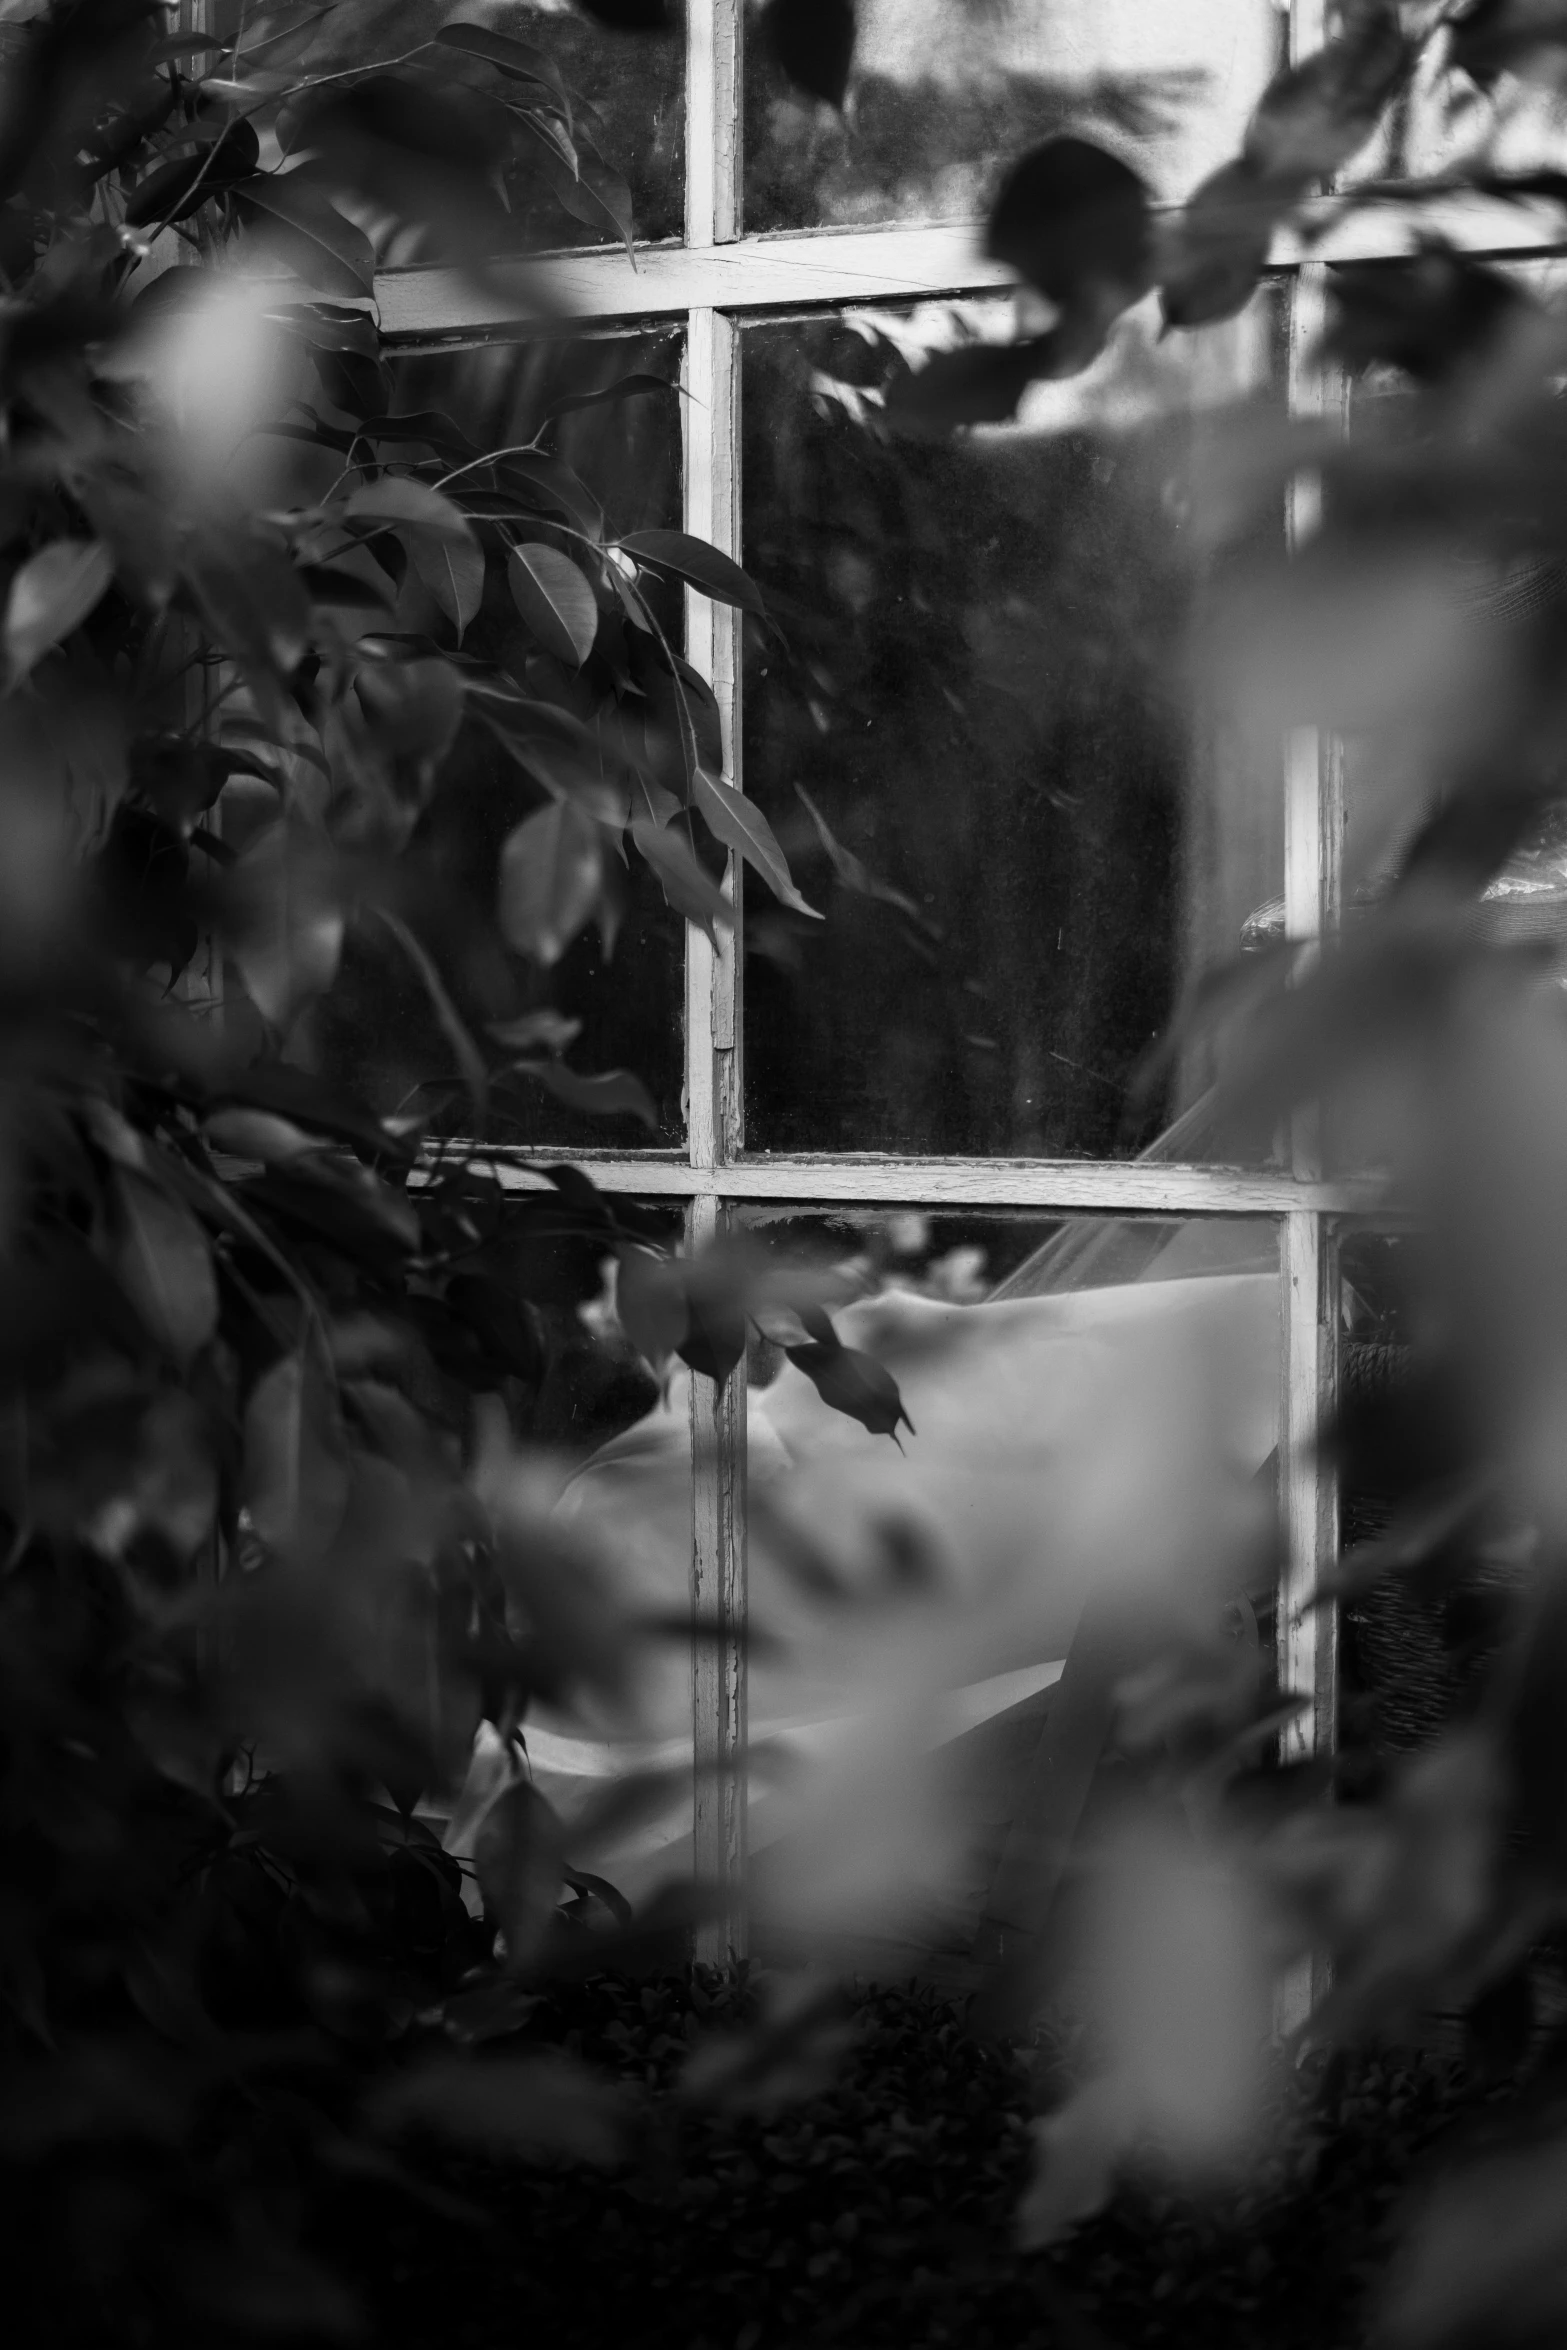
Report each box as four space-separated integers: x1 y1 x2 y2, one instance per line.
372 0 1562 1974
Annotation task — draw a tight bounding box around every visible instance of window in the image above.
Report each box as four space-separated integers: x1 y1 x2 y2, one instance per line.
372 0 1541 1968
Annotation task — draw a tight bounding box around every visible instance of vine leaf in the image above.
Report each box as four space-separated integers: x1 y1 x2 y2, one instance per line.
345 478 485 639
498 798 604 966
763 0 856 109
692 766 820 917
507 542 599 667
4 539 113 685
112 1169 218 1366
505 1061 657 1129
630 817 732 938
785 1333 913 1442
618 529 767 618
242 1347 350 1562
231 172 378 298
616 1245 688 1368
987 137 1152 333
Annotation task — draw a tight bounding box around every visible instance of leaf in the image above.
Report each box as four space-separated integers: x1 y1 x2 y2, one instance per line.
242 1347 350 1561
1016 2081 1135 2252
434 21 575 112
883 337 1059 431
231 172 378 298
344 479 483 638
541 372 682 427
112 1170 218 1366
122 117 260 227
616 1245 688 1369
630 817 732 938
1157 158 1281 331
371 2051 629 2167
4 540 112 685
986 137 1152 326
617 530 767 619
677 1275 747 1385
498 799 604 966
691 767 820 916
475 1779 563 1973
784 1338 913 1441
507 543 598 668
763 0 856 109
1243 11 1411 187
1452 0 1567 88
507 1062 657 1129
485 1008 582 1054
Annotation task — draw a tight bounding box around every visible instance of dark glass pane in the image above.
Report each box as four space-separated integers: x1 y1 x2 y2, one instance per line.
744 0 1279 233
741 300 1285 1159
225 0 682 258
306 331 687 1151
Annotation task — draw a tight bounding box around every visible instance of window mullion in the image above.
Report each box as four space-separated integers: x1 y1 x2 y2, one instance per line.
1278 201 1347 2024
684 0 748 1968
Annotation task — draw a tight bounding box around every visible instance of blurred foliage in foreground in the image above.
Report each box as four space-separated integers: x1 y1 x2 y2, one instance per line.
19 3 1567 2346
0 2 894 2338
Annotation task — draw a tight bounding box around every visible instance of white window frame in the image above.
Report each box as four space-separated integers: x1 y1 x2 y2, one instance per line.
371 0 1557 1977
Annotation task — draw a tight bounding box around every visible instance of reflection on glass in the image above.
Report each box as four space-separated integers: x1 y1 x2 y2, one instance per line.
243 0 682 257
729 1208 1281 1957
309 331 688 1151
744 0 1280 231
741 299 1285 1160
1353 45 1567 189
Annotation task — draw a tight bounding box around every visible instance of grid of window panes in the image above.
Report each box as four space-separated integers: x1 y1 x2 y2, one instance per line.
365 0 1557 1951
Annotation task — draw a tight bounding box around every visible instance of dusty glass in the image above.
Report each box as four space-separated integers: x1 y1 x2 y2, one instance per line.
740 296 1286 1159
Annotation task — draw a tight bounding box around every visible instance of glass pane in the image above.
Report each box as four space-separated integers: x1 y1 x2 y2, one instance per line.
306 331 688 1151
226 0 682 259
1336 1228 1471 1775
741 297 1286 1159
744 0 1281 233
1354 47 1567 188
731 1208 1281 1958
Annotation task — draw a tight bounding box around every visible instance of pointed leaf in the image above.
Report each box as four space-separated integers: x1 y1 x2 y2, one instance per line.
231 172 377 298
507 543 598 668
1243 13 1411 187
498 799 604 966
630 817 732 938
475 1779 564 1973
784 1339 913 1440
434 22 575 113
617 530 766 618
113 1170 218 1366
508 1062 657 1129
4 540 113 685
986 136 1152 323
763 0 856 108
616 1245 688 1368
345 477 484 638
692 767 821 917
242 1348 350 1560
541 372 683 427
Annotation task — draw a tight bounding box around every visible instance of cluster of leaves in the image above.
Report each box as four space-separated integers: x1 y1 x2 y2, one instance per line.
900 6 1567 2341
0 3 929 2339
888 0 1567 429
314 1971 1507 2350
